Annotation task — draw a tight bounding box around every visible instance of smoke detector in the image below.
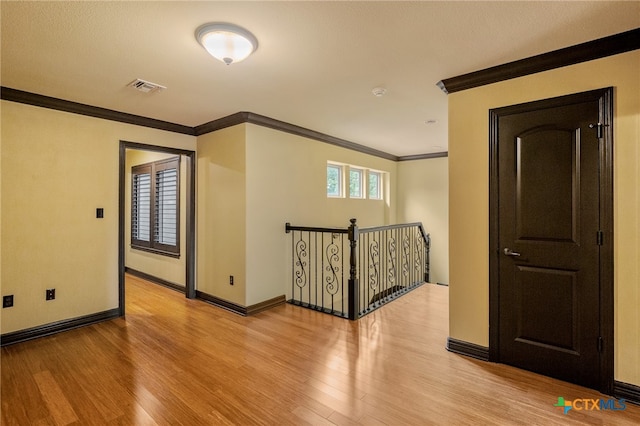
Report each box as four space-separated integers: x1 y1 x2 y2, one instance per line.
372 87 387 97
127 78 166 93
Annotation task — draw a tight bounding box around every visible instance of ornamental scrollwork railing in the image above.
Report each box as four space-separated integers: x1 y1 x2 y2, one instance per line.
285 224 349 317
286 219 430 320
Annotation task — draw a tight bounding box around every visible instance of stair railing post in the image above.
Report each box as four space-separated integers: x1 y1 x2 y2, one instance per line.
425 233 431 283
348 218 359 320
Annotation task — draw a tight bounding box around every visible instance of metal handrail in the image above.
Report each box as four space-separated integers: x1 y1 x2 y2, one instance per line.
285 218 430 320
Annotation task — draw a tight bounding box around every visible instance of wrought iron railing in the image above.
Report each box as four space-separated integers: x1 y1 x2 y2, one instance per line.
285 219 430 320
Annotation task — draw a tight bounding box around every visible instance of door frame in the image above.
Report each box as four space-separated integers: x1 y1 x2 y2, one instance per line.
118 140 197 316
488 88 614 393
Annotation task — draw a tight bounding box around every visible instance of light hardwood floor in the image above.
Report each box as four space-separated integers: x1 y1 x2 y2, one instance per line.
2 274 639 425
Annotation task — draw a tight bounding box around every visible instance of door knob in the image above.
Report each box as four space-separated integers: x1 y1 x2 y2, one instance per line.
503 248 521 257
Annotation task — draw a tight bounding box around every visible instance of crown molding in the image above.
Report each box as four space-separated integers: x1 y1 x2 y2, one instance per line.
193 111 250 135
1 86 445 161
4 29 638 159
437 28 640 94
397 152 448 161
0 87 195 135
196 111 399 161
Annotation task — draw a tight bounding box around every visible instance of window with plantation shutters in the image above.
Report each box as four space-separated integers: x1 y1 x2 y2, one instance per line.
131 157 180 256
132 169 151 243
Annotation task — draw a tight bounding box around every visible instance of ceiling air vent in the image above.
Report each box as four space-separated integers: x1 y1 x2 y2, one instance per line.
127 78 166 93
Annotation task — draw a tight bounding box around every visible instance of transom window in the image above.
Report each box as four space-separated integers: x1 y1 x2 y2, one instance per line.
368 171 382 200
132 156 180 256
327 163 343 197
349 167 364 198
326 162 385 201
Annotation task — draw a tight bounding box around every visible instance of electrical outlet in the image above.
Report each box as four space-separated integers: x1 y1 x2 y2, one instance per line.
3 295 14 308
46 289 56 301
229 275 234 285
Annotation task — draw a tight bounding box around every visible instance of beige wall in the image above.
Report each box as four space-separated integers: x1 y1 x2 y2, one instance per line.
0 101 195 334
2 99 434 334
196 123 398 307
397 157 449 285
245 124 398 305
0 102 3 327
125 149 187 287
196 125 247 306
448 50 640 385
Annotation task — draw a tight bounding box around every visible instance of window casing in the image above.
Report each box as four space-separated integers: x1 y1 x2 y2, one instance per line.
132 157 180 256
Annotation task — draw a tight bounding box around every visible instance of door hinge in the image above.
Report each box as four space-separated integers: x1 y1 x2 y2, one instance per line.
589 122 609 139
598 336 603 353
597 230 604 246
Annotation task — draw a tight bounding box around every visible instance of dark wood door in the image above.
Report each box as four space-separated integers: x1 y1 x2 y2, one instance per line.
490 89 613 391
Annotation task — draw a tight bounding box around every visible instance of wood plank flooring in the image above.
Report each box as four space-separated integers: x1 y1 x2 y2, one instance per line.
2 274 639 425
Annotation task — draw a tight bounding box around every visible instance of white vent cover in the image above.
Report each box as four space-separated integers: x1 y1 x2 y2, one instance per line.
371 87 387 97
127 78 166 93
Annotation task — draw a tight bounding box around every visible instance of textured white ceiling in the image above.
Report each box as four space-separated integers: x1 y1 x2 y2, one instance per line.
2 1 639 156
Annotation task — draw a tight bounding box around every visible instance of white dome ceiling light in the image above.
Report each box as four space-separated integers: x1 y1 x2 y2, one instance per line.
195 23 258 65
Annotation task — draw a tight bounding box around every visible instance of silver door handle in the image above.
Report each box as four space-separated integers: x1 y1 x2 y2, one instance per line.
503 248 521 257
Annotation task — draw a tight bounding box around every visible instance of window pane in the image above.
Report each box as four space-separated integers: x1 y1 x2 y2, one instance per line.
132 173 151 242
350 168 362 198
327 164 342 197
369 171 381 199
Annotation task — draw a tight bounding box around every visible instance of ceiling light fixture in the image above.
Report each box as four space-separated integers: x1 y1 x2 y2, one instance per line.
195 22 258 65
